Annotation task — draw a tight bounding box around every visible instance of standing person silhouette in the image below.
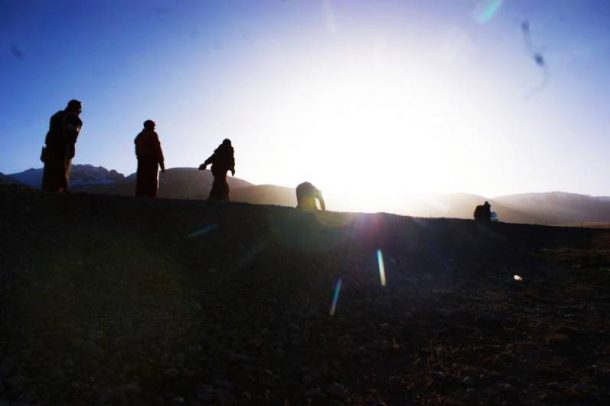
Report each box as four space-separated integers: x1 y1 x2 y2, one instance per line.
41 99 83 192
296 182 326 211
199 139 235 201
134 120 165 197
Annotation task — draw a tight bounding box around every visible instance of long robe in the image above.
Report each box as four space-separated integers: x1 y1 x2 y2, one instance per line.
203 143 235 201
41 110 82 192
135 129 165 197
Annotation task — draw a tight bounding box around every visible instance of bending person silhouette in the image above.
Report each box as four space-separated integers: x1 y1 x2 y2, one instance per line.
41 99 83 192
296 182 325 211
199 139 235 201
135 120 165 197
474 201 492 222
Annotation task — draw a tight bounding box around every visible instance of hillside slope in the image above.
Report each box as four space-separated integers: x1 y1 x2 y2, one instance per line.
1 186 609 404
402 193 542 224
8 165 125 189
0 172 21 185
8 166 610 225
77 167 252 200
495 192 610 225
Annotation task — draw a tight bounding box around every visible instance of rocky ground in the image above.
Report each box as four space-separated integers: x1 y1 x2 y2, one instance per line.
1 185 609 405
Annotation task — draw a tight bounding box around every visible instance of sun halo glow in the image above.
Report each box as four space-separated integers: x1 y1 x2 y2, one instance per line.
253 63 483 213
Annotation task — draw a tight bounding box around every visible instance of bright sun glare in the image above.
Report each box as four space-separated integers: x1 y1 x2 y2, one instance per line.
249 58 488 213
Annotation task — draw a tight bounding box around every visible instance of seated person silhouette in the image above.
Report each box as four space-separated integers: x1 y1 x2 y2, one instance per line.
296 182 325 211
473 201 492 221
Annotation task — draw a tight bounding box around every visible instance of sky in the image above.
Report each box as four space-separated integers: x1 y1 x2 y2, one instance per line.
1 0 609 212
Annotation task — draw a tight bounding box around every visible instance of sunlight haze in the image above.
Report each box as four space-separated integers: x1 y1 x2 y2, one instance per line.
1 0 609 213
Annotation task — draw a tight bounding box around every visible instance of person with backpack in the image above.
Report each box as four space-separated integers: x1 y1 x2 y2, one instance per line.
134 120 165 197
41 99 83 192
199 139 235 201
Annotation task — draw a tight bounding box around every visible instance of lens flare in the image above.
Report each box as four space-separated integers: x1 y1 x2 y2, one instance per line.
186 224 218 238
473 0 504 24
329 278 342 316
377 249 387 287
322 0 337 34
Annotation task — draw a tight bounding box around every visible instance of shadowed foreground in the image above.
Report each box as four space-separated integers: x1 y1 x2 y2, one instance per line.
0 185 609 405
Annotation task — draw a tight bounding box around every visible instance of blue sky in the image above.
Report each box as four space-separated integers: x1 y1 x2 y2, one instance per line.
1 0 609 210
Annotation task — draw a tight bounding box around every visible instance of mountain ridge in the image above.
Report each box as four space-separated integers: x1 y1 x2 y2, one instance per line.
6 165 610 225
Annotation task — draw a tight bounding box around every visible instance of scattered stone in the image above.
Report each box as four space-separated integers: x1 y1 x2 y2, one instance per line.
18 388 37 403
215 388 236 405
499 382 513 391
172 353 186 367
238 392 252 404
164 369 179 380
95 388 115 405
213 379 233 390
475 314 504 329
227 353 255 365
196 384 215 402
326 382 347 400
305 387 326 399
7 374 25 392
0 359 16 378
122 382 141 395
187 344 202 355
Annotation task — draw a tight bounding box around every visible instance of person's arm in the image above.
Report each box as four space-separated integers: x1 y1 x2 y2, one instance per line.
316 189 326 211
199 154 214 170
155 133 166 172
63 114 82 158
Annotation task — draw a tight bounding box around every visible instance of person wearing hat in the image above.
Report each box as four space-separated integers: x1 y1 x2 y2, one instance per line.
134 120 165 197
41 99 83 192
199 138 235 201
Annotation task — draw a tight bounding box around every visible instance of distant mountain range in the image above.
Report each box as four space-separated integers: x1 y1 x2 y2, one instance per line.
0 172 22 185
9 165 125 189
6 165 610 225
398 193 610 225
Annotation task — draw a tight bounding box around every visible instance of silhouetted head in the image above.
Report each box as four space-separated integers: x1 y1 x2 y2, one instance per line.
222 138 231 147
484 201 490 207
143 120 156 130
66 99 82 114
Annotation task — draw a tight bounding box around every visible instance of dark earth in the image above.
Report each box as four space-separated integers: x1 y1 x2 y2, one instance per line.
1 185 609 405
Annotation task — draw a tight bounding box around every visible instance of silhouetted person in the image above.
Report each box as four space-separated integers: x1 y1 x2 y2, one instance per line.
296 182 326 211
474 201 492 222
135 120 165 197
41 99 83 192
199 139 235 201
